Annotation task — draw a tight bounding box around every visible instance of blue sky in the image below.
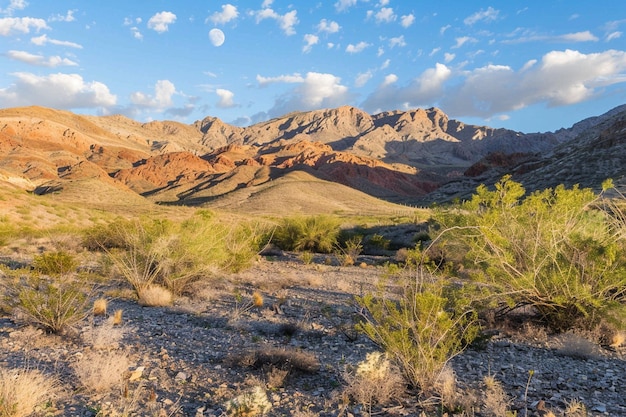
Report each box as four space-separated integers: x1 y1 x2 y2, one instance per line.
1 0 626 133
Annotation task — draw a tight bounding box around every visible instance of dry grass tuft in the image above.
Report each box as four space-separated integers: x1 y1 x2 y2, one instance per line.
0 367 58 417
111 309 123 326
93 298 107 316
483 375 512 417
72 350 130 393
564 398 587 416
137 285 173 307
227 346 320 374
252 291 264 308
82 320 129 350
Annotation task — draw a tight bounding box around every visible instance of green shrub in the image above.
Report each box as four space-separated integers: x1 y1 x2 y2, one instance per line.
82 219 134 251
11 274 93 334
273 215 341 253
357 258 478 397
105 213 266 296
368 233 390 250
33 251 78 275
435 176 626 331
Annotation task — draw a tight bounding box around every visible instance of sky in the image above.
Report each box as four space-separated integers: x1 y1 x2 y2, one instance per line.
1 1 626 133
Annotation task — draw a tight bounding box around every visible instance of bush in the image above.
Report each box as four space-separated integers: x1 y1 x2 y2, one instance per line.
33 251 77 275
357 259 478 397
104 213 266 296
273 215 341 253
435 176 626 332
72 350 130 393
11 274 93 334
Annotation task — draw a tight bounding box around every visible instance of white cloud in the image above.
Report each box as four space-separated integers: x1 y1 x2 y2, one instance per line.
441 49 626 118
261 0 273 7
453 36 477 49
444 52 455 63
302 34 319 53
263 72 353 117
0 0 28 16
0 16 48 35
380 59 390 69
429 47 441 56
257 73 304 86
559 31 598 42
216 88 236 108
30 34 82 48
607 31 622 41
335 0 357 12
464 6 499 25
355 71 373 87
7 50 78 67
382 74 398 87
346 41 370 53
317 19 340 33
0 72 116 108
255 8 298 36
373 7 396 23
130 80 176 109
389 35 406 48
503 31 600 44
400 14 415 28
361 63 451 112
440 24 451 35
147 11 176 33
208 4 238 25
377 47 384 57
131 27 143 40
49 10 75 22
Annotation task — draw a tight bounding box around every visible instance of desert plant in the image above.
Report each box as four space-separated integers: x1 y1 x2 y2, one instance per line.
92 297 107 316
343 352 404 416
224 386 271 417
72 350 130 393
11 274 93 334
356 258 478 397
336 235 363 266
33 250 77 275
137 284 173 307
435 176 626 331
483 375 513 417
0 367 58 417
105 214 264 297
273 215 341 253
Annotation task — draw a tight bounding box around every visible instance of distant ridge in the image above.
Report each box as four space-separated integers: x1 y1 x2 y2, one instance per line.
1 103 625 212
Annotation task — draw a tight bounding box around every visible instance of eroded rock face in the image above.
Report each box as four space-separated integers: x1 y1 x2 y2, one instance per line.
1 104 625 205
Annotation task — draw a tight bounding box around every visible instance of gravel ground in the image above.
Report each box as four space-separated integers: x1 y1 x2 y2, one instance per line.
0 255 625 416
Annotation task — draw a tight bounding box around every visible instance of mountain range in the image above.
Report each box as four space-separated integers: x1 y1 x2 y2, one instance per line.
1 104 625 214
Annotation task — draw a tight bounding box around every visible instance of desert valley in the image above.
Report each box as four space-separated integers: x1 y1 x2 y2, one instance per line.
0 104 626 417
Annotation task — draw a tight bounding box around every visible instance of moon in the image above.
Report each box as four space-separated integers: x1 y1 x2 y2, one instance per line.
209 28 225 47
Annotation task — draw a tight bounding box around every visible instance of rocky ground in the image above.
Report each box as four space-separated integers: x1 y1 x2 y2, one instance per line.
0 255 625 416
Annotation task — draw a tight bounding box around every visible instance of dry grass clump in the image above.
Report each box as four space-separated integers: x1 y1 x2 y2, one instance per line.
82 320 129 350
0 367 58 417
137 285 173 307
92 297 107 316
343 352 405 415
434 365 476 413
72 350 130 393
227 346 320 374
555 332 598 359
483 375 512 417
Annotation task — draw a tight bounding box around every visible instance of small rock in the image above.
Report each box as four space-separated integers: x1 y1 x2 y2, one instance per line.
129 366 145 381
175 371 187 382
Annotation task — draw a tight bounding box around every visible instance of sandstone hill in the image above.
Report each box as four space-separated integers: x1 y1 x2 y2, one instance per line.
1 104 625 212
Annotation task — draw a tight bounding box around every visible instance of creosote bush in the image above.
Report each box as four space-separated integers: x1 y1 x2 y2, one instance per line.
102 211 267 297
357 254 479 397
434 176 626 332
10 274 93 334
33 251 77 275
272 215 341 253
